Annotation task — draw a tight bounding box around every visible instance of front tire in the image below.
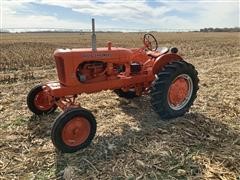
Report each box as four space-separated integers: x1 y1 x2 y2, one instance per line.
27 84 57 115
51 108 97 153
150 60 199 119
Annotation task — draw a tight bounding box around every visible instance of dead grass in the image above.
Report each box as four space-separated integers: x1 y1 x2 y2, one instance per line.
0 32 239 179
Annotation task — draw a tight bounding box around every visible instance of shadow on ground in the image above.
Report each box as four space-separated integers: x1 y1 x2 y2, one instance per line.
28 111 60 139
27 96 240 179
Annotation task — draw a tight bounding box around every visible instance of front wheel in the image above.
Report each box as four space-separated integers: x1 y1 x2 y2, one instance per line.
150 60 199 119
27 84 57 115
51 108 97 153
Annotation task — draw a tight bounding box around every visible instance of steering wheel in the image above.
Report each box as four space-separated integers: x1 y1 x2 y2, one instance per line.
143 33 158 51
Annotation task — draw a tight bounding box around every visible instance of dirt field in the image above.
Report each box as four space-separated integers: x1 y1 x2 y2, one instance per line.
0 32 239 179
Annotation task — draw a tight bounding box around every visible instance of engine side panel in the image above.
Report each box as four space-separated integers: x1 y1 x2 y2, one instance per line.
54 48 136 86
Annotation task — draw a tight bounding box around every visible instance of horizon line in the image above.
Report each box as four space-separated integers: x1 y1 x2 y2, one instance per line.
1 27 239 33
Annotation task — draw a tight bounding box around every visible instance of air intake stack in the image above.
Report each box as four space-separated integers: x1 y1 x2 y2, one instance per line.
91 18 97 51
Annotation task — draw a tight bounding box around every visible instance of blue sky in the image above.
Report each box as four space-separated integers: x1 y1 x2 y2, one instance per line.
1 0 239 31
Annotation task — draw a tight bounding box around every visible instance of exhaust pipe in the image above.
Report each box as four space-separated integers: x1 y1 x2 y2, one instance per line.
91 18 97 51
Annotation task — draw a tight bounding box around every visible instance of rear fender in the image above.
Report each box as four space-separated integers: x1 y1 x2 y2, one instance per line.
152 53 183 74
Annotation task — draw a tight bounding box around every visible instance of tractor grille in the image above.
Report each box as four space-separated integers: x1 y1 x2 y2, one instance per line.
55 57 66 83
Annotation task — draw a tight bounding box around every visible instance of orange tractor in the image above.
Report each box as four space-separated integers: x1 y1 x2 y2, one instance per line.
27 19 199 153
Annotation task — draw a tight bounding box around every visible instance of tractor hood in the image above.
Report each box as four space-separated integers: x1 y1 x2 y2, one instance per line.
53 47 133 61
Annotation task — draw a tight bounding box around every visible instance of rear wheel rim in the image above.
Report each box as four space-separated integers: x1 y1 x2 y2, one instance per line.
167 74 193 110
62 117 91 147
34 90 53 111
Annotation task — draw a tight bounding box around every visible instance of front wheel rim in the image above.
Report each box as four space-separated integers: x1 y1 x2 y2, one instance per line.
61 117 91 147
167 74 193 110
34 90 53 111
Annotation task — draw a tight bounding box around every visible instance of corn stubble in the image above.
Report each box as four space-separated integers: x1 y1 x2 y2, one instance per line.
0 32 239 179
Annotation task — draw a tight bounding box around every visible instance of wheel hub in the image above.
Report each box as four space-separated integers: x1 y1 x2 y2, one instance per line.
34 90 53 111
168 74 193 110
62 117 91 147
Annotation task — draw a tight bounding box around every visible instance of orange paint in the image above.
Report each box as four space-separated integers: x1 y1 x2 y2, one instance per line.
168 77 189 106
34 89 54 110
152 53 183 74
61 117 91 146
41 39 183 110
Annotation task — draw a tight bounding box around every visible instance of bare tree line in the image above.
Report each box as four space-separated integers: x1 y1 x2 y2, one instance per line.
200 27 240 32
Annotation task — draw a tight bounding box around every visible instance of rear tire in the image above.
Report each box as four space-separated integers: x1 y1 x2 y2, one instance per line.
114 89 139 99
51 108 97 153
150 60 199 119
27 84 57 115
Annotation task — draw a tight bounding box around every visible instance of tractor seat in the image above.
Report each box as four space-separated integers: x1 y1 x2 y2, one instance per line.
147 47 169 58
